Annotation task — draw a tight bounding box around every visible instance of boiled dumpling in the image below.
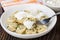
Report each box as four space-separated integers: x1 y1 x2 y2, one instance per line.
7 16 16 23
7 23 17 31
16 25 26 34
36 25 47 33
26 28 36 34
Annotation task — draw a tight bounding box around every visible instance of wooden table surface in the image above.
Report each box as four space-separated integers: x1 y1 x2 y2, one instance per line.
0 5 60 40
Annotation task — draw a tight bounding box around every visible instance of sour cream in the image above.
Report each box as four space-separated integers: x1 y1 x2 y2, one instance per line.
23 20 35 29
46 0 60 6
14 11 27 20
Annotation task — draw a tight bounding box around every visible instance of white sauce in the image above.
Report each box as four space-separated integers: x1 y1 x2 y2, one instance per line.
46 0 60 6
23 20 35 29
14 11 27 20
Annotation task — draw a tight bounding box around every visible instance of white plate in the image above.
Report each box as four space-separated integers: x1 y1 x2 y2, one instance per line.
0 3 57 39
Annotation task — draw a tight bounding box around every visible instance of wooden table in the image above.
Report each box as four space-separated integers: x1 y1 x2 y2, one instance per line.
0 5 60 40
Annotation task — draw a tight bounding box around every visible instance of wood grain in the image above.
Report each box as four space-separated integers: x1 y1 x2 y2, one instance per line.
0 4 60 40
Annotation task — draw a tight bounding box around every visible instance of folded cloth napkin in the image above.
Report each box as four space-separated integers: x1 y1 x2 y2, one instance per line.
0 0 43 11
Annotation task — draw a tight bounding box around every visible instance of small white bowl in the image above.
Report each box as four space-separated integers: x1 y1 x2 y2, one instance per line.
43 0 60 12
0 3 57 39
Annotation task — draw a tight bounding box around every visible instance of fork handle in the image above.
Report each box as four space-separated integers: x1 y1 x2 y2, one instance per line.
50 12 60 18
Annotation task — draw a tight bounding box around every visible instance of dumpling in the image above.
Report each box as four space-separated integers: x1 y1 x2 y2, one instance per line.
26 28 36 34
7 23 18 31
36 25 47 33
27 17 37 22
7 16 16 23
16 25 26 34
8 26 16 32
8 23 18 28
16 18 27 24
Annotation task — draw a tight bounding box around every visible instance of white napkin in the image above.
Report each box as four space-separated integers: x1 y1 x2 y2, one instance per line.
0 0 43 11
